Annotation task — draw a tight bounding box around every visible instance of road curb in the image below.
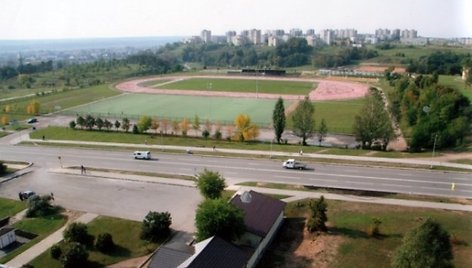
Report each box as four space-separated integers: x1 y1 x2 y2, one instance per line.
0 162 34 184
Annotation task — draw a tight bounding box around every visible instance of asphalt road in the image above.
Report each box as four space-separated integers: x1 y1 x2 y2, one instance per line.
1 145 472 199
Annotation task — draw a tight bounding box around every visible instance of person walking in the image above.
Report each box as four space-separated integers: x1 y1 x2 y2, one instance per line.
80 165 84 175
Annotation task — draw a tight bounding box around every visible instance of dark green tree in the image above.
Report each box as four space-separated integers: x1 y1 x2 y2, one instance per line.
306 195 328 232
195 169 226 199
63 222 94 247
103 119 112 131
195 198 245 242
317 118 328 145
95 117 104 131
61 242 89 268
95 233 115 253
392 218 453 268
272 97 286 143
121 118 130 132
50 243 62 259
292 96 315 145
114 120 121 131
140 211 172 242
26 195 56 217
353 89 394 150
84 115 95 130
76 116 85 129
69 120 76 129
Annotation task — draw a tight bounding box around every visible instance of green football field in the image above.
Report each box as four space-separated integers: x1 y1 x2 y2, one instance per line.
69 93 289 126
156 77 315 95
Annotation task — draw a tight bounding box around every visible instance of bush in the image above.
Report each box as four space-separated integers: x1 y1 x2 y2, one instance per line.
202 129 210 139
69 120 76 129
61 242 89 268
50 243 62 259
63 222 94 247
368 217 382 237
141 211 172 242
306 196 328 233
95 233 115 253
213 129 222 140
132 124 139 134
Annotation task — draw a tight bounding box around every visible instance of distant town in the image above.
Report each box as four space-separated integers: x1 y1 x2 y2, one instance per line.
187 28 472 47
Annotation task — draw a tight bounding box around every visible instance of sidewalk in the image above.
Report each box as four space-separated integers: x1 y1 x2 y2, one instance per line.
5 212 98 268
26 138 472 171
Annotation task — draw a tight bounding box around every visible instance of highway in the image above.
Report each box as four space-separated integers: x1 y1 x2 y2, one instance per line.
1 144 471 199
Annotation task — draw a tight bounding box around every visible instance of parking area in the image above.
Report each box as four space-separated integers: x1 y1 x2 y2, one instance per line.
0 168 202 232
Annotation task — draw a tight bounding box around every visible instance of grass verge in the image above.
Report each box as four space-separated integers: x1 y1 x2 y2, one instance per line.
30 216 159 267
0 197 27 219
237 181 472 205
0 213 67 263
260 199 472 268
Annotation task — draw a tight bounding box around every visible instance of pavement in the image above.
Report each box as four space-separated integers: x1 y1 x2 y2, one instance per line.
2 132 472 267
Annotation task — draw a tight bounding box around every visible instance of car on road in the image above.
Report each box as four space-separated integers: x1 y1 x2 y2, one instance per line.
282 159 307 170
20 190 36 200
133 151 151 160
26 118 38 124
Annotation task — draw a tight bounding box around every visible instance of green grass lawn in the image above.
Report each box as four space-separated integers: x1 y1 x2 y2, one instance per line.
261 199 472 268
0 84 120 117
0 213 67 263
0 197 26 218
30 216 159 268
68 93 285 126
158 77 315 95
438 75 472 101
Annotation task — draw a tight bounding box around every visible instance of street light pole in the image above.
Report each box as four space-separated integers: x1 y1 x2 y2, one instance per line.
431 133 438 169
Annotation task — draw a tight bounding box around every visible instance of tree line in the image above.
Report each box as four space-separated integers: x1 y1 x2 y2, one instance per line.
387 72 472 151
406 51 471 75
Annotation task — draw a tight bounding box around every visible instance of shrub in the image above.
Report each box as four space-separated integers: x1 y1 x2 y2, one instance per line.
306 196 328 233
69 120 76 129
132 124 139 134
50 243 62 259
95 233 115 253
369 217 382 237
202 129 210 139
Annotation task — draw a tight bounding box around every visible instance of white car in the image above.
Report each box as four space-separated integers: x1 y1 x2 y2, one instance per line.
133 151 151 160
283 159 306 170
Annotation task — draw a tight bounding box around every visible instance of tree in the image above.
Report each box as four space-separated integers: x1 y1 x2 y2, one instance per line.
150 118 160 135
50 243 62 259
180 118 190 136
61 242 89 268
272 97 286 143
0 115 9 126
306 195 328 232
137 115 152 133
161 118 169 135
26 100 40 115
318 118 328 145
171 120 180 135
76 116 85 129
141 211 172 242
63 222 94 247
392 218 453 268
353 89 394 150
195 169 226 199
292 96 315 145
121 118 130 132
95 233 115 253
103 119 111 131
85 115 95 130
192 115 201 136
132 124 139 134
26 195 55 217
114 120 121 131
95 117 104 131
234 114 259 142
195 198 245 242
69 120 76 129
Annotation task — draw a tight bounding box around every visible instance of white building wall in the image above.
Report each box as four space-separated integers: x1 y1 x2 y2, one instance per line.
246 212 284 268
0 230 16 249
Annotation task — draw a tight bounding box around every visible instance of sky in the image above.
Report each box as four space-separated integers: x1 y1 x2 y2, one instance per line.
1 0 471 40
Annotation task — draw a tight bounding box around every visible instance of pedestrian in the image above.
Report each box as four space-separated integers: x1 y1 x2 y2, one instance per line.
42 135 45 140
50 192 54 200
213 145 216 151
80 165 84 175
299 150 303 156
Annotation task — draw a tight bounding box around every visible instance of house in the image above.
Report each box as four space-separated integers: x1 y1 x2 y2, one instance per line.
230 190 286 268
178 236 247 268
0 226 16 249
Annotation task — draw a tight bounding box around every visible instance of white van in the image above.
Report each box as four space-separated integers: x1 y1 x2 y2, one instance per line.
133 151 151 160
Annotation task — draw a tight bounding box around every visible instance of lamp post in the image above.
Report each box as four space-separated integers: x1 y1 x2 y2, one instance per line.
431 133 438 169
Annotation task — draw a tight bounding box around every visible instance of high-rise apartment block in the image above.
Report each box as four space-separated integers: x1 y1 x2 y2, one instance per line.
201 29 212 43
